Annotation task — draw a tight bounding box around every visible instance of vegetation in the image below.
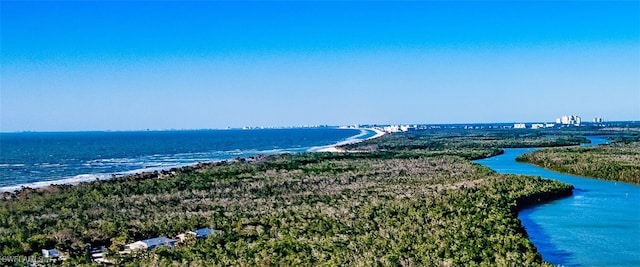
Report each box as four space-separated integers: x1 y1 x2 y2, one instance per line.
517 141 640 185
0 130 580 266
342 129 589 156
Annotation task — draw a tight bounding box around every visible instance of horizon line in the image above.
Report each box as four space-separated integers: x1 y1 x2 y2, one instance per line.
2 120 638 134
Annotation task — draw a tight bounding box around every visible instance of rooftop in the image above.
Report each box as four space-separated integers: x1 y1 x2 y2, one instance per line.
42 248 61 257
140 237 175 248
191 227 214 238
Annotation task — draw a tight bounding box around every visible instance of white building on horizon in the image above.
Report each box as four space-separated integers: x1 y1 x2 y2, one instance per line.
531 123 544 129
382 125 411 133
557 115 581 126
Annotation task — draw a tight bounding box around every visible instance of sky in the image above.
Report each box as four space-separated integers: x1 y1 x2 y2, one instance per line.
1 1 639 131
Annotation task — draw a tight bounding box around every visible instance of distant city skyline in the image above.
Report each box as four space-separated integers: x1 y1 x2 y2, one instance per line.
2 1 638 132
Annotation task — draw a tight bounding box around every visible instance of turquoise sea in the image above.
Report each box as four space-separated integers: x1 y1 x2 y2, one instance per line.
0 128 373 192
476 137 640 267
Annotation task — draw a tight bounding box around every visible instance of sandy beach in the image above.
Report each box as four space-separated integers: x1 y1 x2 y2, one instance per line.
316 128 386 152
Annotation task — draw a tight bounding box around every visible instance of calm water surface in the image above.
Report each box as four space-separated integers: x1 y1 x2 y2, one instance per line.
475 137 640 266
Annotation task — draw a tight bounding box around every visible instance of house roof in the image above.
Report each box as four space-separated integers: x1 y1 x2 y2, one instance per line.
191 227 214 237
140 237 175 247
43 248 60 257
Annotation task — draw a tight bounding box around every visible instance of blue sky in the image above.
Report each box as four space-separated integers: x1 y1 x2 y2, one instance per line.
2 1 638 131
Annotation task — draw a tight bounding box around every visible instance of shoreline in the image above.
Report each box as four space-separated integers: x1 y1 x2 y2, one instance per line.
474 136 640 266
1 130 585 265
475 147 576 266
1 128 382 194
314 128 387 152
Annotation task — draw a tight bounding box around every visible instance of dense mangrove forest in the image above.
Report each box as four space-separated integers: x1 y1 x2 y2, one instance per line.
517 140 640 185
0 129 617 266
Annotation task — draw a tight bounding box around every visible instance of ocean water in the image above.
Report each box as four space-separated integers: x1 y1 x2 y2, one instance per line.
475 137 640 266
0 128 372 192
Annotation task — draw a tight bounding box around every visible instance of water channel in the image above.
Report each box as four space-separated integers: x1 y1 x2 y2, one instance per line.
475 137 640 266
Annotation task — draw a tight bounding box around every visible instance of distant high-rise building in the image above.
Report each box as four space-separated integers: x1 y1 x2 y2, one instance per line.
556 115 581 126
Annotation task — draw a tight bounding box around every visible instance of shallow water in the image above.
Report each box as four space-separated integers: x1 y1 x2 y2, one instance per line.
475 137 640 266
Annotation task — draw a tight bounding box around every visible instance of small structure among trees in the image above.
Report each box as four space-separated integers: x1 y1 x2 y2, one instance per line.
125 237 176 251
